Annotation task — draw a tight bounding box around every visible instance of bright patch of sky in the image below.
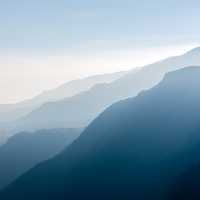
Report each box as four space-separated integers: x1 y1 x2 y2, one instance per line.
0 0 199 103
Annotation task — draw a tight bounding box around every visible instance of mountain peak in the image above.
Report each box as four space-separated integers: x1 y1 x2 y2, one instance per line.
162 66 200 85
185 47 200 55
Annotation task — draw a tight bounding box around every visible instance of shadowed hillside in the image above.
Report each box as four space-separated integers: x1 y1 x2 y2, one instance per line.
0 128 81 190
170 152 200 200
1 67 200 199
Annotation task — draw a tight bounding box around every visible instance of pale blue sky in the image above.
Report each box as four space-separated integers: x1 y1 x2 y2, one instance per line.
1 0 200 51
0 0 200 103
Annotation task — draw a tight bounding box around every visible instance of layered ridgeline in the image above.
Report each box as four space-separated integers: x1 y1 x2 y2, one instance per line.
7 47 200 133
0 71 125 122
0 128 81 191
1 67 200 200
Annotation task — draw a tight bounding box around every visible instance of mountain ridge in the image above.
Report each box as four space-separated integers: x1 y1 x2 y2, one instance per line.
1 67 200 199
0 71 126 123
0 128 82 190
6 47 200 133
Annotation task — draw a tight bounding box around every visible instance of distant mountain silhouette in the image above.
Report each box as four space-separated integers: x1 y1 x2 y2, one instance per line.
0 71 125 123
1 67 200 200
7 47 200 133
0 128 81 190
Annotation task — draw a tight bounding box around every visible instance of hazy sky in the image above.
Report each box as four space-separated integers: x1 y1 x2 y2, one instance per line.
0 0 200 104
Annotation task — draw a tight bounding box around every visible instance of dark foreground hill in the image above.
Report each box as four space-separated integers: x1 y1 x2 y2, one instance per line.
0 128 81 190
170 153 200 200
1 67 200 200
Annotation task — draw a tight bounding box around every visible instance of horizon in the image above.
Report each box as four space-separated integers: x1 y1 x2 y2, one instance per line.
1 45 199 104
1 0 200 104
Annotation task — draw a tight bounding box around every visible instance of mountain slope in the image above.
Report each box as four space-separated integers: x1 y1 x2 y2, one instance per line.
0 71 125 122
0 128 81 190
170 152 200 200
9 47 200 133
1 67 200 199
